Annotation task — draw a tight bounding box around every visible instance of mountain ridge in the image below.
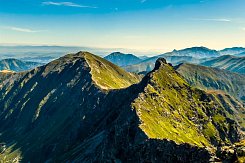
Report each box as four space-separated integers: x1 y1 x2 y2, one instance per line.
0 52 244 162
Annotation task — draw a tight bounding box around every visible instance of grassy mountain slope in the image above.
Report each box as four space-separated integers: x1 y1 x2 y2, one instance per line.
104 52 142 67
84 52 140 89
201 55 245 75
206 90 245 130
176 63 245 103
133 59 243 146
0 53 243 162
0 58 42 72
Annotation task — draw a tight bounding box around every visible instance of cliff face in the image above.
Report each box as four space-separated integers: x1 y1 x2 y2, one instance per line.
0 52 243 162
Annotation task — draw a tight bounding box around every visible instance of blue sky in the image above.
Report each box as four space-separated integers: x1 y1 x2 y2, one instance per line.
1 0 245 53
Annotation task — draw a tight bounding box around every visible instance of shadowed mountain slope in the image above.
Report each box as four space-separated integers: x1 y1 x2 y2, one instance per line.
0 52 243 162
201 55 245 75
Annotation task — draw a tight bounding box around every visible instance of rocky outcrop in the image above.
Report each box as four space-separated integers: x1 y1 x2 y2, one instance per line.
216 140 245 162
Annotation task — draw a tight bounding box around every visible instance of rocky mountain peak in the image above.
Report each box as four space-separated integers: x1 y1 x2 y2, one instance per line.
153 57 168 70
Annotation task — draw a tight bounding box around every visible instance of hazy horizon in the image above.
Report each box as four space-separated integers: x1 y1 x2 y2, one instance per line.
0 44 244 57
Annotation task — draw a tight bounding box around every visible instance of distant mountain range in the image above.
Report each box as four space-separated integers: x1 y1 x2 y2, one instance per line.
201 55 245 75
0 52 244 162
120 46 221 73
112 47 245 75
124 55 211 73
104 52 142 66
0 59 43 72
160 46 220 58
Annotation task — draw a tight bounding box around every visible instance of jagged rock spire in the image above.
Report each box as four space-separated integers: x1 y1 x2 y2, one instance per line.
153 58 167 71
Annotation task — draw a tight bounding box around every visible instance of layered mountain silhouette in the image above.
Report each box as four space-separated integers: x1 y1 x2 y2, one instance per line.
0 58 42 72
123 47 220 73
124 52 245 75
160 47 220 58
0 52 244 162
